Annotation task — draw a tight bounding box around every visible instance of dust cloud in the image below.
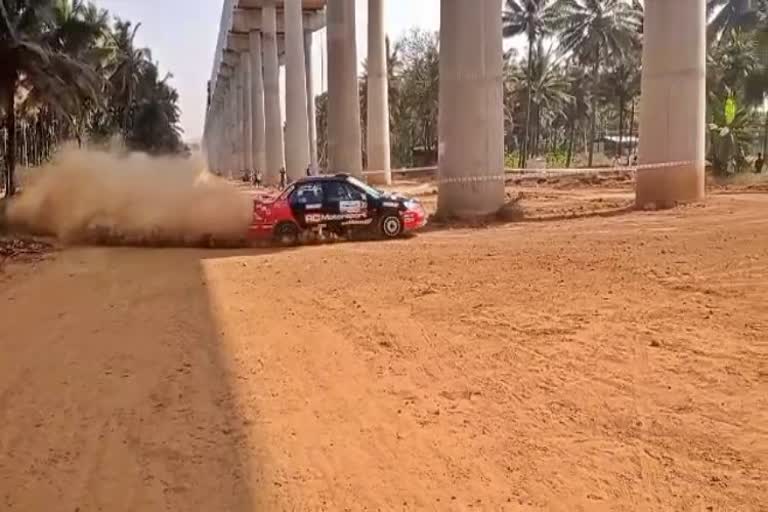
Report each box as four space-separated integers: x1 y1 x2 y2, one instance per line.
6 148 253 246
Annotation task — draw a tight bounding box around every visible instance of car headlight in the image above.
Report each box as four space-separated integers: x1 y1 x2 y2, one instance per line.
405 199 420 209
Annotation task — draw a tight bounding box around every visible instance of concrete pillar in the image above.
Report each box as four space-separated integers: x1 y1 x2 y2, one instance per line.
234 69 244 174
262 3 285 184
223 80 234 175
217 101 226 174
305 32 318 170
221 85 229 173
327 0 363 176
240 51 253 177
636 0 706 208
206 107 215 173
250 30 267 177
229 79 238 176
366 0 391 185
230 74 237 175
239 61 248 174
436 0 505 219
284 0 311 180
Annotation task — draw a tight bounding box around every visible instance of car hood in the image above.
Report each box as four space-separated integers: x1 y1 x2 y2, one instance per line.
379 192 414 204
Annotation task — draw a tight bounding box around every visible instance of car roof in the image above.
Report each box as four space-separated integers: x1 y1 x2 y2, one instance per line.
293 173 353 184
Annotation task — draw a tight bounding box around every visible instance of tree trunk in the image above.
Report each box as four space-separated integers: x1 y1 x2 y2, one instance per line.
566 120 576 168
588 51 599 167
763 114 768 155
535 107 541 156
626 99 636 165
520 31 535 168
617 97 625 162
3 74 17 197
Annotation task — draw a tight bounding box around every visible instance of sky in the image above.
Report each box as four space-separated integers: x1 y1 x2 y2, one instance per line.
95 0 444 143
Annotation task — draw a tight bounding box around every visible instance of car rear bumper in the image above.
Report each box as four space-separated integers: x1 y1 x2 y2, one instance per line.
247 224 275 240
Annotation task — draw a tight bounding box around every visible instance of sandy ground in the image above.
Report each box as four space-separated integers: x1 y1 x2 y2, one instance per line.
1 185 767 511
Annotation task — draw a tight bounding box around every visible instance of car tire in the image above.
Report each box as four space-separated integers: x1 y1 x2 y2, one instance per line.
379 214 403 239
274 222 300 246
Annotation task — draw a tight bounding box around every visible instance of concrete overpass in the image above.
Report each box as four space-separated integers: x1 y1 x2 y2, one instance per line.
203 0 708 217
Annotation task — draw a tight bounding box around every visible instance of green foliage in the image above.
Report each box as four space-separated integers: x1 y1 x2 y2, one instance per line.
321 0 766 177
706 4 768 168
708 95 758 174
546 147 569 168
505 151 521 168
1 0 184 197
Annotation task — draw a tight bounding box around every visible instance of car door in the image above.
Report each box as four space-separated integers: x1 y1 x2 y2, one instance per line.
323 180 370 225
288 181 325 228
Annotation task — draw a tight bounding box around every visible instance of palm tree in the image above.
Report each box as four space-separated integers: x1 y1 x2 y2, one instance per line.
503 50 522 154
554 0 642 167
107 18 150 137
708 29 759 99
597 56 640 161
385 36 402 140
126 62 183 154
563 65 589 167
1 0 101 196
47 0 110 145
707 0 760 43
502 0 556 167
513 42 571 158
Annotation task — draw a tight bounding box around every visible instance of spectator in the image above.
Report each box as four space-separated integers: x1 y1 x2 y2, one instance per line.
755 153 764 174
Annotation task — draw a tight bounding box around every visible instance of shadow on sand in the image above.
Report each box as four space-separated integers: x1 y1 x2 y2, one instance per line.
0 246 282 510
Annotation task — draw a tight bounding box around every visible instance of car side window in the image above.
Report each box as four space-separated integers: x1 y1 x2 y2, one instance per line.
324 181 365 202
290 183 323 206
345 183 367 201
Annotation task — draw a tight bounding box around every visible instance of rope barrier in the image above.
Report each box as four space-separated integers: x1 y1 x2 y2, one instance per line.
436 161 698 185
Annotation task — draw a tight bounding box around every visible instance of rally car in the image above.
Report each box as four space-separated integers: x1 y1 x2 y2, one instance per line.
248 174 427 245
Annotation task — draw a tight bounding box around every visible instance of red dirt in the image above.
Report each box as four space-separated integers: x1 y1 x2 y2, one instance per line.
0 187 766 511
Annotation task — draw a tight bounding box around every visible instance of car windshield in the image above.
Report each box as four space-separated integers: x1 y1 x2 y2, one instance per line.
347 176 382 199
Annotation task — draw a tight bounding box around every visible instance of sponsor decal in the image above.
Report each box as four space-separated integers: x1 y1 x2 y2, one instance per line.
382 201 399 208
342 219 374 226
340 200 366 213
306 203 322 210
305 212 368 224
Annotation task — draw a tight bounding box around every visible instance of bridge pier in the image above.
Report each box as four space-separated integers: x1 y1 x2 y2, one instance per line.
201 0 708 217
636 0 706 208
365 0 391 185
436 0 505 219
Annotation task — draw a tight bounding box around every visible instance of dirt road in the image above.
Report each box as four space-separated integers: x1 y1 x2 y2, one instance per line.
1 193 766 511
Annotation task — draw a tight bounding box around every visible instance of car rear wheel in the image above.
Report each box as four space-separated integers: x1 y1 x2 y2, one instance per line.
274 222 300 246
379 214 403 239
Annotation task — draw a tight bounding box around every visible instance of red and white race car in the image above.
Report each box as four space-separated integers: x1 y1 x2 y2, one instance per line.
248 174 427 245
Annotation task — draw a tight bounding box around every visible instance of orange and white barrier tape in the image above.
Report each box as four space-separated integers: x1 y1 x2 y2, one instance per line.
437 160 698 185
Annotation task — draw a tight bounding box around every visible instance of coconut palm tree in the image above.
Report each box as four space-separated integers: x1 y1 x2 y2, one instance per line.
597 56 641 161
1 0 101 196
707 0 760 43
562 65 589 167
708 29 760 100
513 42 571 158
554 0 642 167
126 62 183 154
106 18 150 137
502 0 556 167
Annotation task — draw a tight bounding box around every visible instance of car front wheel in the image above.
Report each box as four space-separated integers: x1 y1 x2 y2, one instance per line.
379 214 403 239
